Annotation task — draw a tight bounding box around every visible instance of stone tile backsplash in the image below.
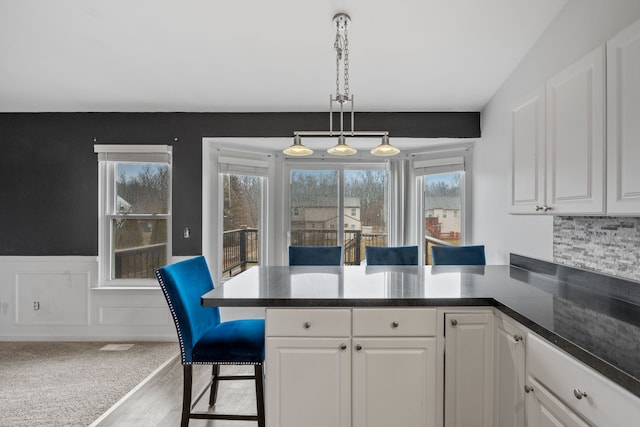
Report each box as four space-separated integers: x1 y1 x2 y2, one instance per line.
553 217 640 282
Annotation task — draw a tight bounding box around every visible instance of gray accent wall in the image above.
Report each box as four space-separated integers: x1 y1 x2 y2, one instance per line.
553 216 640 282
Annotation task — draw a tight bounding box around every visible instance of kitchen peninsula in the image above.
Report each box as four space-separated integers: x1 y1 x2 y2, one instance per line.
202 254 640 427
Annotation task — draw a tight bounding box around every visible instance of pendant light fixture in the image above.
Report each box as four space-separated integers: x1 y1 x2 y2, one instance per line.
284 12 399 157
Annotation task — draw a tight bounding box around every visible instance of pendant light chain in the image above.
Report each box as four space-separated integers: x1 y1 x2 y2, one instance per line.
285 12 398 157
343 25 349 98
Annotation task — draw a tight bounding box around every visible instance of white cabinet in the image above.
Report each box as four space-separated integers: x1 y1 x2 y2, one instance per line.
509 86 546 214
266 307 437 427
443 310 494 427
546 45 606 215
494 314 526 427
607 18 640 214
526 333 640 427
525 376 590 427
352 308 437 427
510 46 606 215
265 309 352 427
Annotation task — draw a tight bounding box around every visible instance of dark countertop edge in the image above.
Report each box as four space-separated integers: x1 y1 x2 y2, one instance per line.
491 300 640 398
203 294 640 398
510 253 640 305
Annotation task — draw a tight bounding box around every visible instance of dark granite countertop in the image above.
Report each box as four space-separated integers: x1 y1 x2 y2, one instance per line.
201 254 640 398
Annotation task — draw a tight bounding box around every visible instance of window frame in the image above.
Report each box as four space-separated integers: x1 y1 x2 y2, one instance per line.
283 160 389 260
95 144 172 287
411 144 472 264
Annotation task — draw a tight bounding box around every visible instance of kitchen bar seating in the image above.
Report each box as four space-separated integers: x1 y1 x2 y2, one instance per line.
431 244 486 265
365 245 419 265
155 256 265 427
288 245 343 266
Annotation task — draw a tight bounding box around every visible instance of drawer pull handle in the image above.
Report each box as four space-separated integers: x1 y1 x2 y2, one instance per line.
303 321 311 329
524 384 534 393
573 389 587 400
513 334 523 342
391 321 399 328
355 344 363 351
339 343 347 351
450 319 458 327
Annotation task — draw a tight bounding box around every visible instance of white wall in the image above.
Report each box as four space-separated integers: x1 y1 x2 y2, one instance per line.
473 0 640 264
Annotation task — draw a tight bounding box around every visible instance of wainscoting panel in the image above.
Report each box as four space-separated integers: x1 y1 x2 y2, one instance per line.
0 256 177 340
98 304 172 326
15 271 89 326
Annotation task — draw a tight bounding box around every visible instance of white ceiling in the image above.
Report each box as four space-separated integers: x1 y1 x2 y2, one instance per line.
0 0 566 113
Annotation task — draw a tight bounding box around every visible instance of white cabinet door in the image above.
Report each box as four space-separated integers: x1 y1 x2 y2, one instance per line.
352 337 437 427
546 46 606 215
265 337 351 427
607 19 640 214
444 311 494 427
525 376 590 427
509 86 546 214
494 316 526 427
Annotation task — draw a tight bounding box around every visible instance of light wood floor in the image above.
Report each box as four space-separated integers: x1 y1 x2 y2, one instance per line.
96 356 259 427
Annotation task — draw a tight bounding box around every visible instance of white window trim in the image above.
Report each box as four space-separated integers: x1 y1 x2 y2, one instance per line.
95 144 172 287
410 143 473 264
202 139 275 284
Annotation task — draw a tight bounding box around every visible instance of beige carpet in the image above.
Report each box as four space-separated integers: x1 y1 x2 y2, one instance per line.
0 341 179 427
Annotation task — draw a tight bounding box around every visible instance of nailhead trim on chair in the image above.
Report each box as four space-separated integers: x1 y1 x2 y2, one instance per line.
155 269 261 366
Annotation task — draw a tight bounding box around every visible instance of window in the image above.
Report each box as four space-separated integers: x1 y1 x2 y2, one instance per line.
288 166 388 265
95 145 172 285
414 155 466 265
217 155 268 279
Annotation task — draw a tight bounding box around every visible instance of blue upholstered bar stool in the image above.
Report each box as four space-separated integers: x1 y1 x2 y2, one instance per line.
155 256 265 427
365 245 419 265
288 245 343 266
431 244 486 265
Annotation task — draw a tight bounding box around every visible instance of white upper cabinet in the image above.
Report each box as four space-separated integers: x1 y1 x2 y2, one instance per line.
509 86 546 214
546 46 606 215
509 46 606 215
607 19 640 214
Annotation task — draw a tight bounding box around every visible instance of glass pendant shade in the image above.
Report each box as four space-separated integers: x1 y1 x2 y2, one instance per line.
283 135 314 156
327 135 357 155
370 135 400 156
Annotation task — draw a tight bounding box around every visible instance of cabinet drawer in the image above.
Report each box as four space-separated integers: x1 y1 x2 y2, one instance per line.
527 333 640 427
266 308 351 337
352 308 436 336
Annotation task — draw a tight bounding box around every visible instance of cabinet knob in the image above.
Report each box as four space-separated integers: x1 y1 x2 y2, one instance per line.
535 205 543 212
524 384 534 393
339 343 347 351
573 389 587 400
543 205 552 212
391 321 399 328
355 344 363 351
450 319 458 327
513 334 523 342
303 321 311 329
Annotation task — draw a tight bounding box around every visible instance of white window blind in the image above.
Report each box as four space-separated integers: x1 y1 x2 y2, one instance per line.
218 156 269 176
413 156 465 176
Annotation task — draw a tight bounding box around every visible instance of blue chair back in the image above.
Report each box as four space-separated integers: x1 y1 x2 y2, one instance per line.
431 245 486 265
155 256 220 363
366 245 419 265
289 246 342 266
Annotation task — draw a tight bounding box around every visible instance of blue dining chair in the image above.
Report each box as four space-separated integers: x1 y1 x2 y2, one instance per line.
431 245 486 265
288 245 343 266
365 245 419 265
155 256 265 427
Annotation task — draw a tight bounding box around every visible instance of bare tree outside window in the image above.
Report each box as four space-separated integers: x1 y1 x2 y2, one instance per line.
112 163 169 279
221 174 261 277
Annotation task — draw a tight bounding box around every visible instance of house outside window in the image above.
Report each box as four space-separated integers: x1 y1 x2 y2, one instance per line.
95 145 172 285
288 166 388 265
